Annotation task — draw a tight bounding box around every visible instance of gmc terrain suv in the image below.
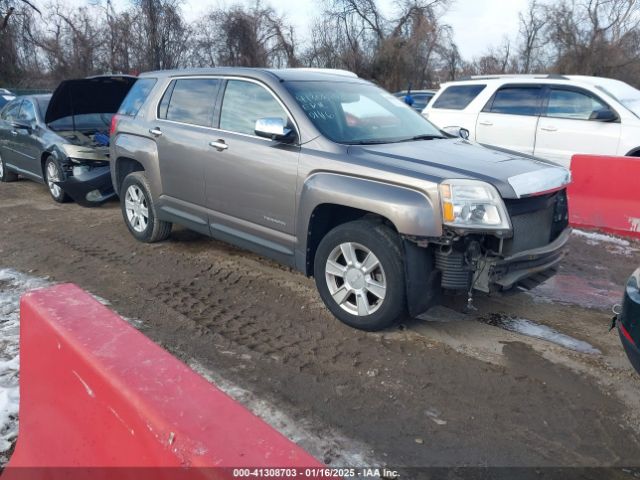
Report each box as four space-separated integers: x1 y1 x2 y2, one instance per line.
423 74 640 167
110 68 571 331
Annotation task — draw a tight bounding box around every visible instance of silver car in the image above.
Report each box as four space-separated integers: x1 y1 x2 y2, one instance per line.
110 68 571 331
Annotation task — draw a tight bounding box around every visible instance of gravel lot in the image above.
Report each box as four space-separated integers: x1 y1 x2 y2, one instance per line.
1 179 639 470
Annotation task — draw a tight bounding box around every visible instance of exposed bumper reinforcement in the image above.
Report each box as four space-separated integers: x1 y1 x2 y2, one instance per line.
476 227 571 292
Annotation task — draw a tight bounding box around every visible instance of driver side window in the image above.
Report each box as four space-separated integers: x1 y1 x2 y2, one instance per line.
18 101 36 124
219 80 288 136
546 89 609 120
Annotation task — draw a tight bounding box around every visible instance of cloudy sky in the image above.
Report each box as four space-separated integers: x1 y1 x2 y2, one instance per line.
76 0 531 59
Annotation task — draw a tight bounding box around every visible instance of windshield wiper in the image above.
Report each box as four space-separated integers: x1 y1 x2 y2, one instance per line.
348 139 394 145
398 134 446 142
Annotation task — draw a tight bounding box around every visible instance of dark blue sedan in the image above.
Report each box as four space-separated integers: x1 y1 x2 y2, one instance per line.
617 267 640 374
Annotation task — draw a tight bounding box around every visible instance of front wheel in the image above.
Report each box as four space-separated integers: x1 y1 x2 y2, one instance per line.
121 172 172 243
314 219 407 331
44 157 70 203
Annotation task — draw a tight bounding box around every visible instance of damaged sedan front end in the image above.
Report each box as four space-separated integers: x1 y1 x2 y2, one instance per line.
45 76 138 206
0 75 137 206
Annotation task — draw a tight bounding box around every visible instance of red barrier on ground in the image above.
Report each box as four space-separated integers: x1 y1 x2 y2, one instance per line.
568 154 640 239
5 284 323 479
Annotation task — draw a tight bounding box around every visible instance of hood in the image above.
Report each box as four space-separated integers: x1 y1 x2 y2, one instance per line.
348 139 570 199
45 75 137 125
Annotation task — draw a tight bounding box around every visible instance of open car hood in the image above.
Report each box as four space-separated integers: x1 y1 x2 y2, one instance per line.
45 75 137 125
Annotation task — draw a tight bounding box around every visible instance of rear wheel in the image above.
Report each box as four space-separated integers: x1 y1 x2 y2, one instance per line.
314 219 406 331
0 152 18 182
44 157 70 203
121 172 172 243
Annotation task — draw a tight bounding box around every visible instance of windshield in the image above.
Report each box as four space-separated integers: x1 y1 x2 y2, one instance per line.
285 81 444 144
36 97 50 119
595 80 640 118
48 113 113 131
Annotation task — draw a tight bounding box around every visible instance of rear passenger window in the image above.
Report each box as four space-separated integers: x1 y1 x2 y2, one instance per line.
487 87 542 116
1 101 21 121
432 85 486 110
220 80 288 136
118 78 157 117
160 78 220 127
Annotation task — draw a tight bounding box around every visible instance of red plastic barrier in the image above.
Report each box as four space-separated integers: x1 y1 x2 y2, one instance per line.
568 154 640 239
4 284 323 479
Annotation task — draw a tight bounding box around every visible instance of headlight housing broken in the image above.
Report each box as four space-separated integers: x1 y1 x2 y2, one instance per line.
439 179 511 233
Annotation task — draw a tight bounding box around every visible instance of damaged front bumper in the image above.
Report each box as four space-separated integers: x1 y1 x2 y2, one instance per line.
56 164 115 207
474 227 571 292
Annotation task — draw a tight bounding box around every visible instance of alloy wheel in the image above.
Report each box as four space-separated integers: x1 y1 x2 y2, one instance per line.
46 161 62 198
325 242 387 316
125 185 149 233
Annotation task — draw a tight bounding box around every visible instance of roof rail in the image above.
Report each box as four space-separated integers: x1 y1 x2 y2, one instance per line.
457 73 570 81
285 68 358 78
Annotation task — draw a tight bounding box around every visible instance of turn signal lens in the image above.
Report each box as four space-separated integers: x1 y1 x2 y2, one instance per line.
443 202 455 222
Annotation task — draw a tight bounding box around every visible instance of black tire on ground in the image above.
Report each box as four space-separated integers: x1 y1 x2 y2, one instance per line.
0 152 19 182
121 172 172 243
44 156 71 203
314 219 407 331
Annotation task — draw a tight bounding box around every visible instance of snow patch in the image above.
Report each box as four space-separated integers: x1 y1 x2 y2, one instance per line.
572 229 630 246
0 269 49 464
572 229 639 256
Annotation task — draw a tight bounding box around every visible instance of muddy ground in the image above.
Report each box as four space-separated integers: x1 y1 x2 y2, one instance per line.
1 179 639 471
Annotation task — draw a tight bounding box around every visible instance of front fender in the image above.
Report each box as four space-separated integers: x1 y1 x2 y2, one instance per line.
297 172 441 250
110 134 161 198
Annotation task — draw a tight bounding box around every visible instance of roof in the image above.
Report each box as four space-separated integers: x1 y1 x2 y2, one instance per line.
139 67 365 83
17 94 51 101
447 74 625 88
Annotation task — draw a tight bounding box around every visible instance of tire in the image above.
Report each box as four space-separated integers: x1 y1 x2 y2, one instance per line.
314 219 407 331
0 152 18 182
44 156 70 203
121 172 172 243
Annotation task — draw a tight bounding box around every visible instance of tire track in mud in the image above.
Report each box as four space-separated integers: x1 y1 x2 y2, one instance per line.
47 228 370 376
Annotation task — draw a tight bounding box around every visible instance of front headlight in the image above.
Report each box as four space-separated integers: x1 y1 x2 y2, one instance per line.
439 179 511 231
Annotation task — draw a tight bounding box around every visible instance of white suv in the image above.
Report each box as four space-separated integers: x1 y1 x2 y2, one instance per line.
422 74 640 167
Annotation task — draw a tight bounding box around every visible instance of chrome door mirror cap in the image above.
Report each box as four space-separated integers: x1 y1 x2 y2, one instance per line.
255 117 293 142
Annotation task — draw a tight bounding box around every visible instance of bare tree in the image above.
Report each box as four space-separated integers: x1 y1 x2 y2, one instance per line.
518 0 547 73
190 2 298 68
311 0 455 90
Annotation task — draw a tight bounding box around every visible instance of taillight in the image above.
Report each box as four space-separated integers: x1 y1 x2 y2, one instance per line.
110 114 120 137
620 322 636 346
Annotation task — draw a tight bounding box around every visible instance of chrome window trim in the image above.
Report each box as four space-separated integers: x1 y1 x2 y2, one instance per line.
154 75 300 142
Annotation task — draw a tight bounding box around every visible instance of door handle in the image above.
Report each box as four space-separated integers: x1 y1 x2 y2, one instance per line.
149 127 163 137
209 140 228 151
540 125 557 132
478 120 493 126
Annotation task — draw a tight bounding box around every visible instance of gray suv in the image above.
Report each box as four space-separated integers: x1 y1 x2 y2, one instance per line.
110 68 571 331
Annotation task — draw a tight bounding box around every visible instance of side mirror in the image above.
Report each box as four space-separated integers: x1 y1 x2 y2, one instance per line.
442 126 470 140
12 121 33 133
589 108 617 122
255 117 294 142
